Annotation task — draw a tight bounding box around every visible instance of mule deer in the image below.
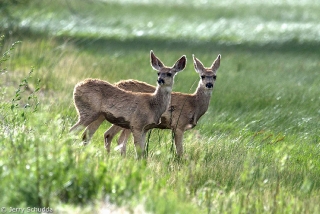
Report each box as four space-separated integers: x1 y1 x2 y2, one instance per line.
83 54 221 156
70 51 187 157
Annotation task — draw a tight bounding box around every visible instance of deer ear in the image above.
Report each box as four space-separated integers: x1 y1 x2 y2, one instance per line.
193 54 205 73
150 50 164 71
172 55 187 72
211 54 221 71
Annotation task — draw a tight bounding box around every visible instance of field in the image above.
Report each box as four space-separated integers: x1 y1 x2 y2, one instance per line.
0 0 319 213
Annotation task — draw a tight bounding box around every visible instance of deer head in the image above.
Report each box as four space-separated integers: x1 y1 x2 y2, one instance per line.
193 54 221 90
151 50 186 90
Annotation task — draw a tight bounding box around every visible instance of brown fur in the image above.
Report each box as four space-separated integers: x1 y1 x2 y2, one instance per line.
70 51 186 157
83 54 221 156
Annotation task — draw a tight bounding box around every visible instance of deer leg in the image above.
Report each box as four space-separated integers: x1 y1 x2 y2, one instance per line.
81 115 105 145
174 129 184 157
131 129 145 158
104 125 122 153
140 130 148 153
69 120 83 133
70 113 100 133
117 129 131 156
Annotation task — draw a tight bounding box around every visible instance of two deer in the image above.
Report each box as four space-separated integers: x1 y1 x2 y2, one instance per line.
70 50 221 157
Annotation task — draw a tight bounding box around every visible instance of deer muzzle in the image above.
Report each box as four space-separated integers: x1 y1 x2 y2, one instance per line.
157 78 165 85
206 83 213 89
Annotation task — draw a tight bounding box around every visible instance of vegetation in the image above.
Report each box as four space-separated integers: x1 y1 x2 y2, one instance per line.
0 0 319 213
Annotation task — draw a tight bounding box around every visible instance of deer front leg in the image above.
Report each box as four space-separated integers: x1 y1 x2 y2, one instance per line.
174 129 185 157
117 129 131 156
104 125 122 153
131 129 146 158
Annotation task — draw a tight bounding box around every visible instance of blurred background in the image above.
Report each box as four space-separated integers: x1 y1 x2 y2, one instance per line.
0 0 319 213
2 0 320 45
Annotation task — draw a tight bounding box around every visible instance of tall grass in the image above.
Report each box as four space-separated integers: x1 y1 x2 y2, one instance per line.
0 0 319 213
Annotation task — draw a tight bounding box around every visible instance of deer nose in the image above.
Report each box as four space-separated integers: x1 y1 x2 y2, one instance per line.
158 78 165 85
206 83 213 88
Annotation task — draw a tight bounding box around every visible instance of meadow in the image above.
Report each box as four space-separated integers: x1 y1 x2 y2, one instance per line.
0 0 319 213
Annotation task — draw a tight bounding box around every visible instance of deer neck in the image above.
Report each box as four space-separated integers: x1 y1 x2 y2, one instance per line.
193 83 213 115
152 85 172 112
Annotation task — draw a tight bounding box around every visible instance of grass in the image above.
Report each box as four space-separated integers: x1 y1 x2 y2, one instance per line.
0 0 320 213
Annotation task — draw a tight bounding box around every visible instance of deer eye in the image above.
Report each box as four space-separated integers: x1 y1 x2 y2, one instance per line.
157 72 160 76
167 73 172 77
201 75 205 79
213 75 217 80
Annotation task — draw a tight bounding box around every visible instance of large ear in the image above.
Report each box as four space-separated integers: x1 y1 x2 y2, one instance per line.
192 54 205 73
150 50 164 71
211 54 221 71
172 55 187 72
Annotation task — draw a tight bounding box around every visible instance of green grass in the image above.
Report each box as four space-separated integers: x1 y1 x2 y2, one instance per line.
1 0 320 213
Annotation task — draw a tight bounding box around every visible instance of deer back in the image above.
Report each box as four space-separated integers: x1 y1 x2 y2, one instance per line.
115 79 156 93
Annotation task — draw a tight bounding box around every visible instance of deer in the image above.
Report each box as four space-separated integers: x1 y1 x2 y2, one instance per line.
82 54 221 157
69 50 187 157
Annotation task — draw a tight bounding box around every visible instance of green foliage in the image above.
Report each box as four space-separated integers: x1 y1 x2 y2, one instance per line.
0 0 320 213
0 36 21 73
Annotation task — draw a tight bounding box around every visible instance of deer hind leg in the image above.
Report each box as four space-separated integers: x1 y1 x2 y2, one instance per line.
104 125 122 153
174 129 185 157
81 115 105 145
69 120 83 133
69 112 100 133
117 129 131 156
